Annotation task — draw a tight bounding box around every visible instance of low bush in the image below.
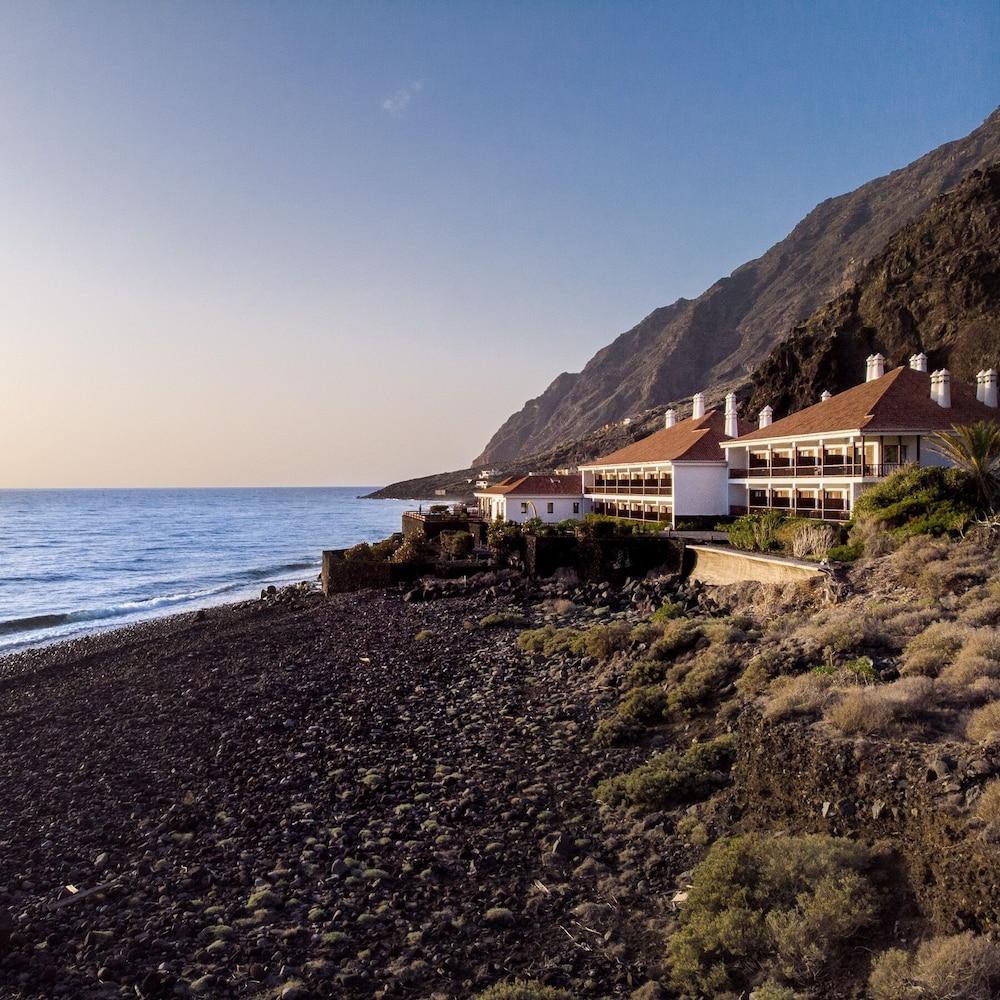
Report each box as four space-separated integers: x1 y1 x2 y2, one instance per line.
479 612 529 629
824 678 933 737
473 981 572 1000
595 735 735 810
853 465 977 538
593 685 667 747
827 541 864 563
868 933 1000 1000
665 647 738 716
943 628 1000 684
390 537 435 565
666 833 878 996
729 510 785 552
737 649 799 700
650 600 685 623
791 522 836 559
343 541 375 562
487 519 523 565
975 778 1000 824
439 529 474 559
518 622 629 661
764 672 838 721
900 621 966 677
649 619 702 661
966 700 1000 741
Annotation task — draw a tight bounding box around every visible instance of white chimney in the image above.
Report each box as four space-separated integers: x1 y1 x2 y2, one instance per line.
985 369 998 409
820 390 832 402
937 369 951 409
977 371 987 402
865 355 874 381
868 353 885 381
930 370 941 404
758 405 773 429
691 392 705 419
724 392 738 438
664 408 677 429
910 353 928 372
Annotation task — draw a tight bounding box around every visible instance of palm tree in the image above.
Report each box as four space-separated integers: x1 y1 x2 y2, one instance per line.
929 421 1000 510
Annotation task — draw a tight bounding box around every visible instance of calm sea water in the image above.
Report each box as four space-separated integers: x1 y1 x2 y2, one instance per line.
0 488 420 652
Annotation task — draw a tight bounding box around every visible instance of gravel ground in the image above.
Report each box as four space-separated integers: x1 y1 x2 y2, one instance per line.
0 582 680 999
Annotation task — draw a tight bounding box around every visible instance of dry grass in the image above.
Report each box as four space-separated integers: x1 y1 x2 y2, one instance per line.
900 621 967 677
942 629 1000 684
966 700 1000 742
791 522 836 559
824 678 934 736
868 933 1000 1000
975 778 1000 824
764 672 838 721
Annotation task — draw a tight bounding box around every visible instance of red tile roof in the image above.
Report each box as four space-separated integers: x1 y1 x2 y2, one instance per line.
476 473 583 496
583 410 754 467
730 367 1000 443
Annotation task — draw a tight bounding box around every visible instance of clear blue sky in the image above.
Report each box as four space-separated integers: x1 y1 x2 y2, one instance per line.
2 1 997 486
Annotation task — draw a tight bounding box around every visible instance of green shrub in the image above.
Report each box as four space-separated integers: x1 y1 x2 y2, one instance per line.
517 622 628 660
593 685 667 747
827 541 864 563
729 510 785 552
665 647 737 715
651 600 685 623
390 537 435 565
479 612 529 629
666 834 878 997
343 541 375 562
854 465 976 537
439 530 474 559
595 735 735 809
487 519 523 565
371 534 404 561
868 933 1000 1000
582 621 631 659
737 649 798 700
649 619 702 660
473 981 572 1000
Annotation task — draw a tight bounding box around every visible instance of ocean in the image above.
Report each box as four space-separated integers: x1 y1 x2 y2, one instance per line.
0 488 421 652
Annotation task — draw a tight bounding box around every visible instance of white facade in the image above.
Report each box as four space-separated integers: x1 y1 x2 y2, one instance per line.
577 460 730 527
476 492 588 524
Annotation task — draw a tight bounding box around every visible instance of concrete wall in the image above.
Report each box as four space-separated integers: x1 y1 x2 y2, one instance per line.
687 544 826 586
672 463 729 520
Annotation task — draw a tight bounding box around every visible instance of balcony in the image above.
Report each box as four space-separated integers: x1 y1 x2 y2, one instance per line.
586 476 672 497
729 463 901 479
729 503 850 522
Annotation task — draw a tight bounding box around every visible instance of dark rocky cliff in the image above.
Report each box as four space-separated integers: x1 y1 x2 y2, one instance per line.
476 107 1000 465
745 164 1000 418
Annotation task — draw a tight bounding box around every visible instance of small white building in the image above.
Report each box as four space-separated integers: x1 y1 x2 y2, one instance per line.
722 354 1000 520
475 474 587 524
578 392 751 527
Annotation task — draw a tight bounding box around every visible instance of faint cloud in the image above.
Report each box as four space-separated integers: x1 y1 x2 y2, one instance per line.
382 80 423 116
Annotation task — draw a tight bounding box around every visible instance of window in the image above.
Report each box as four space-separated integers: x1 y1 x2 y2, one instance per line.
520 502 529 514
547 502 554 514
573 502 580 514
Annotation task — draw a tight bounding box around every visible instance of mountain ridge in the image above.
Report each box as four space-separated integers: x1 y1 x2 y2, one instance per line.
474 107 1000 465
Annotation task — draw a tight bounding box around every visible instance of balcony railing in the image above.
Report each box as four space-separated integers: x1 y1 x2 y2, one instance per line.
729 463 902 479
586 478 672 496
729 504 851 522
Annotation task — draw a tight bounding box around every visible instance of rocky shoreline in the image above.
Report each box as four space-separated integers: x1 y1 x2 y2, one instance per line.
0 575 687 999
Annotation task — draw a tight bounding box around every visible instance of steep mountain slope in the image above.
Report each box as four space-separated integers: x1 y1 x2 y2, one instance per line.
744 164 1000 417
476 107 1000 465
